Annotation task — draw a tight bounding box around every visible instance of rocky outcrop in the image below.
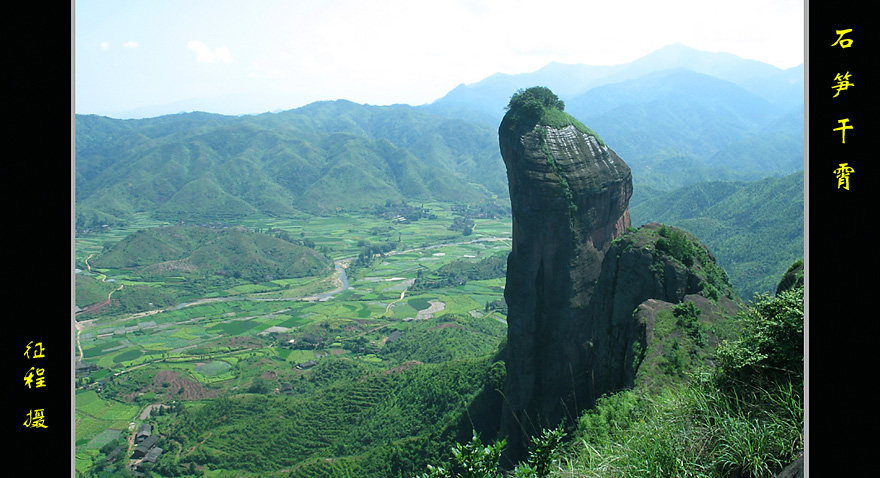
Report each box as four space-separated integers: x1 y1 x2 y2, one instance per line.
776 259 804 295
592 223 741 390
776 453 804 478
497 89 739 465
498 98 634 464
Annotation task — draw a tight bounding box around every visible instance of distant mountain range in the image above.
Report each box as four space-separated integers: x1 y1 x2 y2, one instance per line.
423 43 803 193
75 43 803 232
424 43 802 120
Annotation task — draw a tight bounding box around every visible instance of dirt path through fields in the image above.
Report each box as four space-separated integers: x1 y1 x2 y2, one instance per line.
385 288 408 315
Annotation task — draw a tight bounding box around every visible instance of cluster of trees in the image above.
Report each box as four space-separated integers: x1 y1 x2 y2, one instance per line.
655 224 696 266
448 217 475 235
651 225 732 301
450 203 511 220
379 314 506 364
483 298 507 315
411 253 507 291
271 229 317 249
374 200 437 222
353 239 399 268
505 86 566 125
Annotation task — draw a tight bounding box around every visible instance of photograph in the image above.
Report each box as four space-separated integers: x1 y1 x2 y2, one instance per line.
71 1 808 476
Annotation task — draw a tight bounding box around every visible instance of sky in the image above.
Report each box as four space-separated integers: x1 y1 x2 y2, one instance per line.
74 0 805 118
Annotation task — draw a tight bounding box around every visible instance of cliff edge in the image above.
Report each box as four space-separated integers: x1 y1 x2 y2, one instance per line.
498 87 633 463
497 87 739 465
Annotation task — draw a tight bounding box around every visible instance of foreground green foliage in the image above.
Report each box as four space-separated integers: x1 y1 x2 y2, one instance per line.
159 356 498 477
565 378 802 478
415 426 567 478
560 284 804 477
714 287 804 392
416 275 803 478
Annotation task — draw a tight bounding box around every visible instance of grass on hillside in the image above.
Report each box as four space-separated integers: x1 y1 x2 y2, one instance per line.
413 286 804 478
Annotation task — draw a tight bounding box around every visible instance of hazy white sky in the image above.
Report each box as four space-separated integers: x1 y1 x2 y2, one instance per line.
74 0 805 117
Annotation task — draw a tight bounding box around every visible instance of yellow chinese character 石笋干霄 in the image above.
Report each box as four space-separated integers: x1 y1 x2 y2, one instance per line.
834 119 853 143
24 409 48 428
834 163 855 190
832 72 854 97
832 29 854 48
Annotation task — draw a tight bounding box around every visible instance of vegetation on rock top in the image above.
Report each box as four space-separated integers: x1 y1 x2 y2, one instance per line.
503 86 605 146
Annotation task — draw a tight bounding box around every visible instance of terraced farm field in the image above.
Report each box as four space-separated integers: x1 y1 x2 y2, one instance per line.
74 204 512 476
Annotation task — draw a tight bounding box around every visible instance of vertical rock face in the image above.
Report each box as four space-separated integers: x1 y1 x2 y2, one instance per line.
498 103 634 463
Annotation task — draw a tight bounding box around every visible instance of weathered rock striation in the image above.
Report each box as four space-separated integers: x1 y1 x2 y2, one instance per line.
496 88 739 465
497 91 634 464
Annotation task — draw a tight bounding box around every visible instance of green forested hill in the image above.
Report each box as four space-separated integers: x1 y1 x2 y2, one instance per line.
91 225 332 281
161 355 501 478
631 170 804 298
75 102 506 227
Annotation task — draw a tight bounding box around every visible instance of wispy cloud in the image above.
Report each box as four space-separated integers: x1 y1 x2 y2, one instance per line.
123 41 138 48
188 41 232 63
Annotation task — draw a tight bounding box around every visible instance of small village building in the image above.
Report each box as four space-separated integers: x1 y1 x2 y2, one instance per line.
75 361 98 376
143 447 163 464
133 447 164 474
105 445 124 462
296 360 318 370
131 435 159 458
136 424 152 443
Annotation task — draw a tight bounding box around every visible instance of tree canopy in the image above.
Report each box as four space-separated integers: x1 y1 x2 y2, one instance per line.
502 86 604 145
504 87 565 124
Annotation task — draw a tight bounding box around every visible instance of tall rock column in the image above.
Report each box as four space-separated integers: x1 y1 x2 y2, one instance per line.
498 88 633 464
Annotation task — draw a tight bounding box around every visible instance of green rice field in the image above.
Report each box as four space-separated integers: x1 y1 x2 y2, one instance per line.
74 205 512 471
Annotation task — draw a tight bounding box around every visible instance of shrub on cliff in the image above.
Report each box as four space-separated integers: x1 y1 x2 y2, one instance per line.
714 286 804 390
655 225 695 267
413 425 566 478
506 86 565 119
504 86 605 145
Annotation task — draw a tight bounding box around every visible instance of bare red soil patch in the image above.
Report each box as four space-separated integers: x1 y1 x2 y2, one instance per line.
383 360 423 375
150 370 222 400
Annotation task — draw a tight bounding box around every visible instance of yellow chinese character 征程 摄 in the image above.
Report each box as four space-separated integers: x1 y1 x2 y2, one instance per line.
832 72 854 97
24 366 46 388
832 29 854 48
834 163 855 190
24 409 48 428
24 341 45 359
